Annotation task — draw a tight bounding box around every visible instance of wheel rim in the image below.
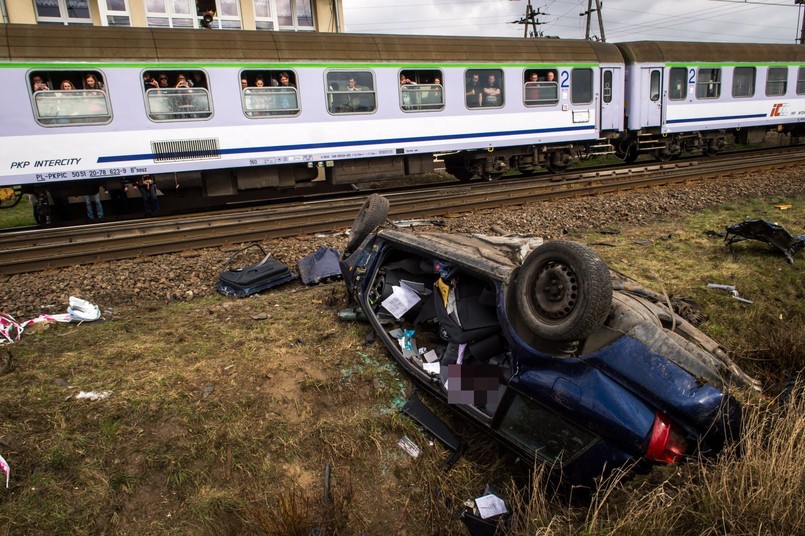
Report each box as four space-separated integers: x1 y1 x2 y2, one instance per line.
533 261 578 320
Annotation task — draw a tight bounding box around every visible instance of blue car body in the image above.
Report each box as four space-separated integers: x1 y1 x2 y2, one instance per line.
340 210 757 485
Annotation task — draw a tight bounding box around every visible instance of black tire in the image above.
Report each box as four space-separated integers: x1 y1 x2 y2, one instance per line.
344 194 389 255
516 241 613 342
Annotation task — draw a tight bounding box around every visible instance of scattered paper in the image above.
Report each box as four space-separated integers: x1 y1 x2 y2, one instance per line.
76 391 111 401
422 349 439 363
475 493 508 519
423 362 440 375
381 285 421 320
398 436 421 459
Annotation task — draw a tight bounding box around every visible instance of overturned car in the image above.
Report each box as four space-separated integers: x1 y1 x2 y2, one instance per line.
340 195 759 485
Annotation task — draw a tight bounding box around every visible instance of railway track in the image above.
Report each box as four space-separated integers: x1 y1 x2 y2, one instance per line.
1 147 802 275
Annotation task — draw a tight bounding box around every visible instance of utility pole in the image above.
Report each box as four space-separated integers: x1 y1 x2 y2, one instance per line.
580 0 606 42
512 0 546 38
797 0 805 44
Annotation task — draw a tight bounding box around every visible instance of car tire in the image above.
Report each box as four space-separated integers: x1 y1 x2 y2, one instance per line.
345 194 390 255
516 240 612 342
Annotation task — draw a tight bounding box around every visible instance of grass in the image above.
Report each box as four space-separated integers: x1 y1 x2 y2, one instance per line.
0 201 35 228
0 194 802 534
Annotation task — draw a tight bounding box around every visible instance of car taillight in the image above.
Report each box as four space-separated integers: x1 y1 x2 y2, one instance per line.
645 412 688 463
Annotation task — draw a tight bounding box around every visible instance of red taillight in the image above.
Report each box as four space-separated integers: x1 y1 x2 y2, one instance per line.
645 412 688 463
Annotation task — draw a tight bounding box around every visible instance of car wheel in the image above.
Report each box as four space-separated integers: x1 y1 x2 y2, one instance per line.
516 241 613 342
344 194 390 255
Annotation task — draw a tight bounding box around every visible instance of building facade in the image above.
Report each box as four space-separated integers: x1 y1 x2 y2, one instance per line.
0 0 343 33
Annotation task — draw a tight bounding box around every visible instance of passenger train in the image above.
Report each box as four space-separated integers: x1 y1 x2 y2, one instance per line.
2 23 805 221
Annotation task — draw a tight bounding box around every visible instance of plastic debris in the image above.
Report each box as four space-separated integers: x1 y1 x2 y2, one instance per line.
297 246 342 285
0 453 9 488
0 296 101 345
724 219 805 264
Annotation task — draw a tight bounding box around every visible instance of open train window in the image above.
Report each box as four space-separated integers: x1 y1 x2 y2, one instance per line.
466 69 504 109
30 70 111 127
732 67 755 98
571 69 593 104
143 70 211 121
668 68 687 100
766 67 788 97
399 69 444 112
241 70 300 117
695 68 721 99
523 69 558 106
326 70 376 114
798 67 805 95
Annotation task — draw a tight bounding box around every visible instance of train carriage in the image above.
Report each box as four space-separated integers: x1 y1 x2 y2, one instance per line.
616 41 805 161
0 23 625 218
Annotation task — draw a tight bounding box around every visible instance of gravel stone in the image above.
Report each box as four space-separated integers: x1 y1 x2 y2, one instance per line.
0 167 802 320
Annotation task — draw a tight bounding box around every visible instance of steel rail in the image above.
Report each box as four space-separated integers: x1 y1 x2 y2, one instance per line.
0 149 802 275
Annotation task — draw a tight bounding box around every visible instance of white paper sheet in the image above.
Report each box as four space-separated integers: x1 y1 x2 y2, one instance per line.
475 494 508 519
381 285 422 319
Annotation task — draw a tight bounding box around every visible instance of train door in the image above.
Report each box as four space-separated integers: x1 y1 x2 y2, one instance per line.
599 68 620 131
640 67 663 127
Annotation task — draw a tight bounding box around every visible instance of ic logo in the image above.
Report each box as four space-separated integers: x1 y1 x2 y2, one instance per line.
770 103 784 117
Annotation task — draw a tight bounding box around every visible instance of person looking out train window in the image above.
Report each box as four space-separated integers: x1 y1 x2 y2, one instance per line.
32 75 49 92
482 74 501 107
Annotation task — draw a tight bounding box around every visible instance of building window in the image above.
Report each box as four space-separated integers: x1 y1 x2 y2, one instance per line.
766 67 788 97
34 0 92 25
196 0 242 29
668 67 687 100
255 0 314 31
99 0 131 26
145 0 195 28
732 67 755 98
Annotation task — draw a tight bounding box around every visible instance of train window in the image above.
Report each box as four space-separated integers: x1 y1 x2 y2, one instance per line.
30 71 111 127
766 67 788 97
798 67 805 95
523 70 559 106
668 68 687 100
241 70 299 117
649 70 661 102
326 71 376 114
732 67 755 98
571 69 593 104
695 68 721 99
143 70 211 121
399 70 444 112
602 71 612 104
466 69 504 109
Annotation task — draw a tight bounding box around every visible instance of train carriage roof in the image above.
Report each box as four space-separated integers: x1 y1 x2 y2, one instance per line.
1 23 623 65
617 41 805 64
0 25 10 61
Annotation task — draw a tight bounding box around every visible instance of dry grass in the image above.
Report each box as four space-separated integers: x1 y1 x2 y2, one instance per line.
0 194 802 534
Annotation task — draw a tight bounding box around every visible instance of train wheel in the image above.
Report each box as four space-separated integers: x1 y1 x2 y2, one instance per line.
547 163 568 174
344 194 390 256
0 186 24 209
515 241 613 342
654 151 673 162
702 147 719 157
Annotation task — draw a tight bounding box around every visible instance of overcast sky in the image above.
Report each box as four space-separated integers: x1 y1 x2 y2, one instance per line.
341 0 804 44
